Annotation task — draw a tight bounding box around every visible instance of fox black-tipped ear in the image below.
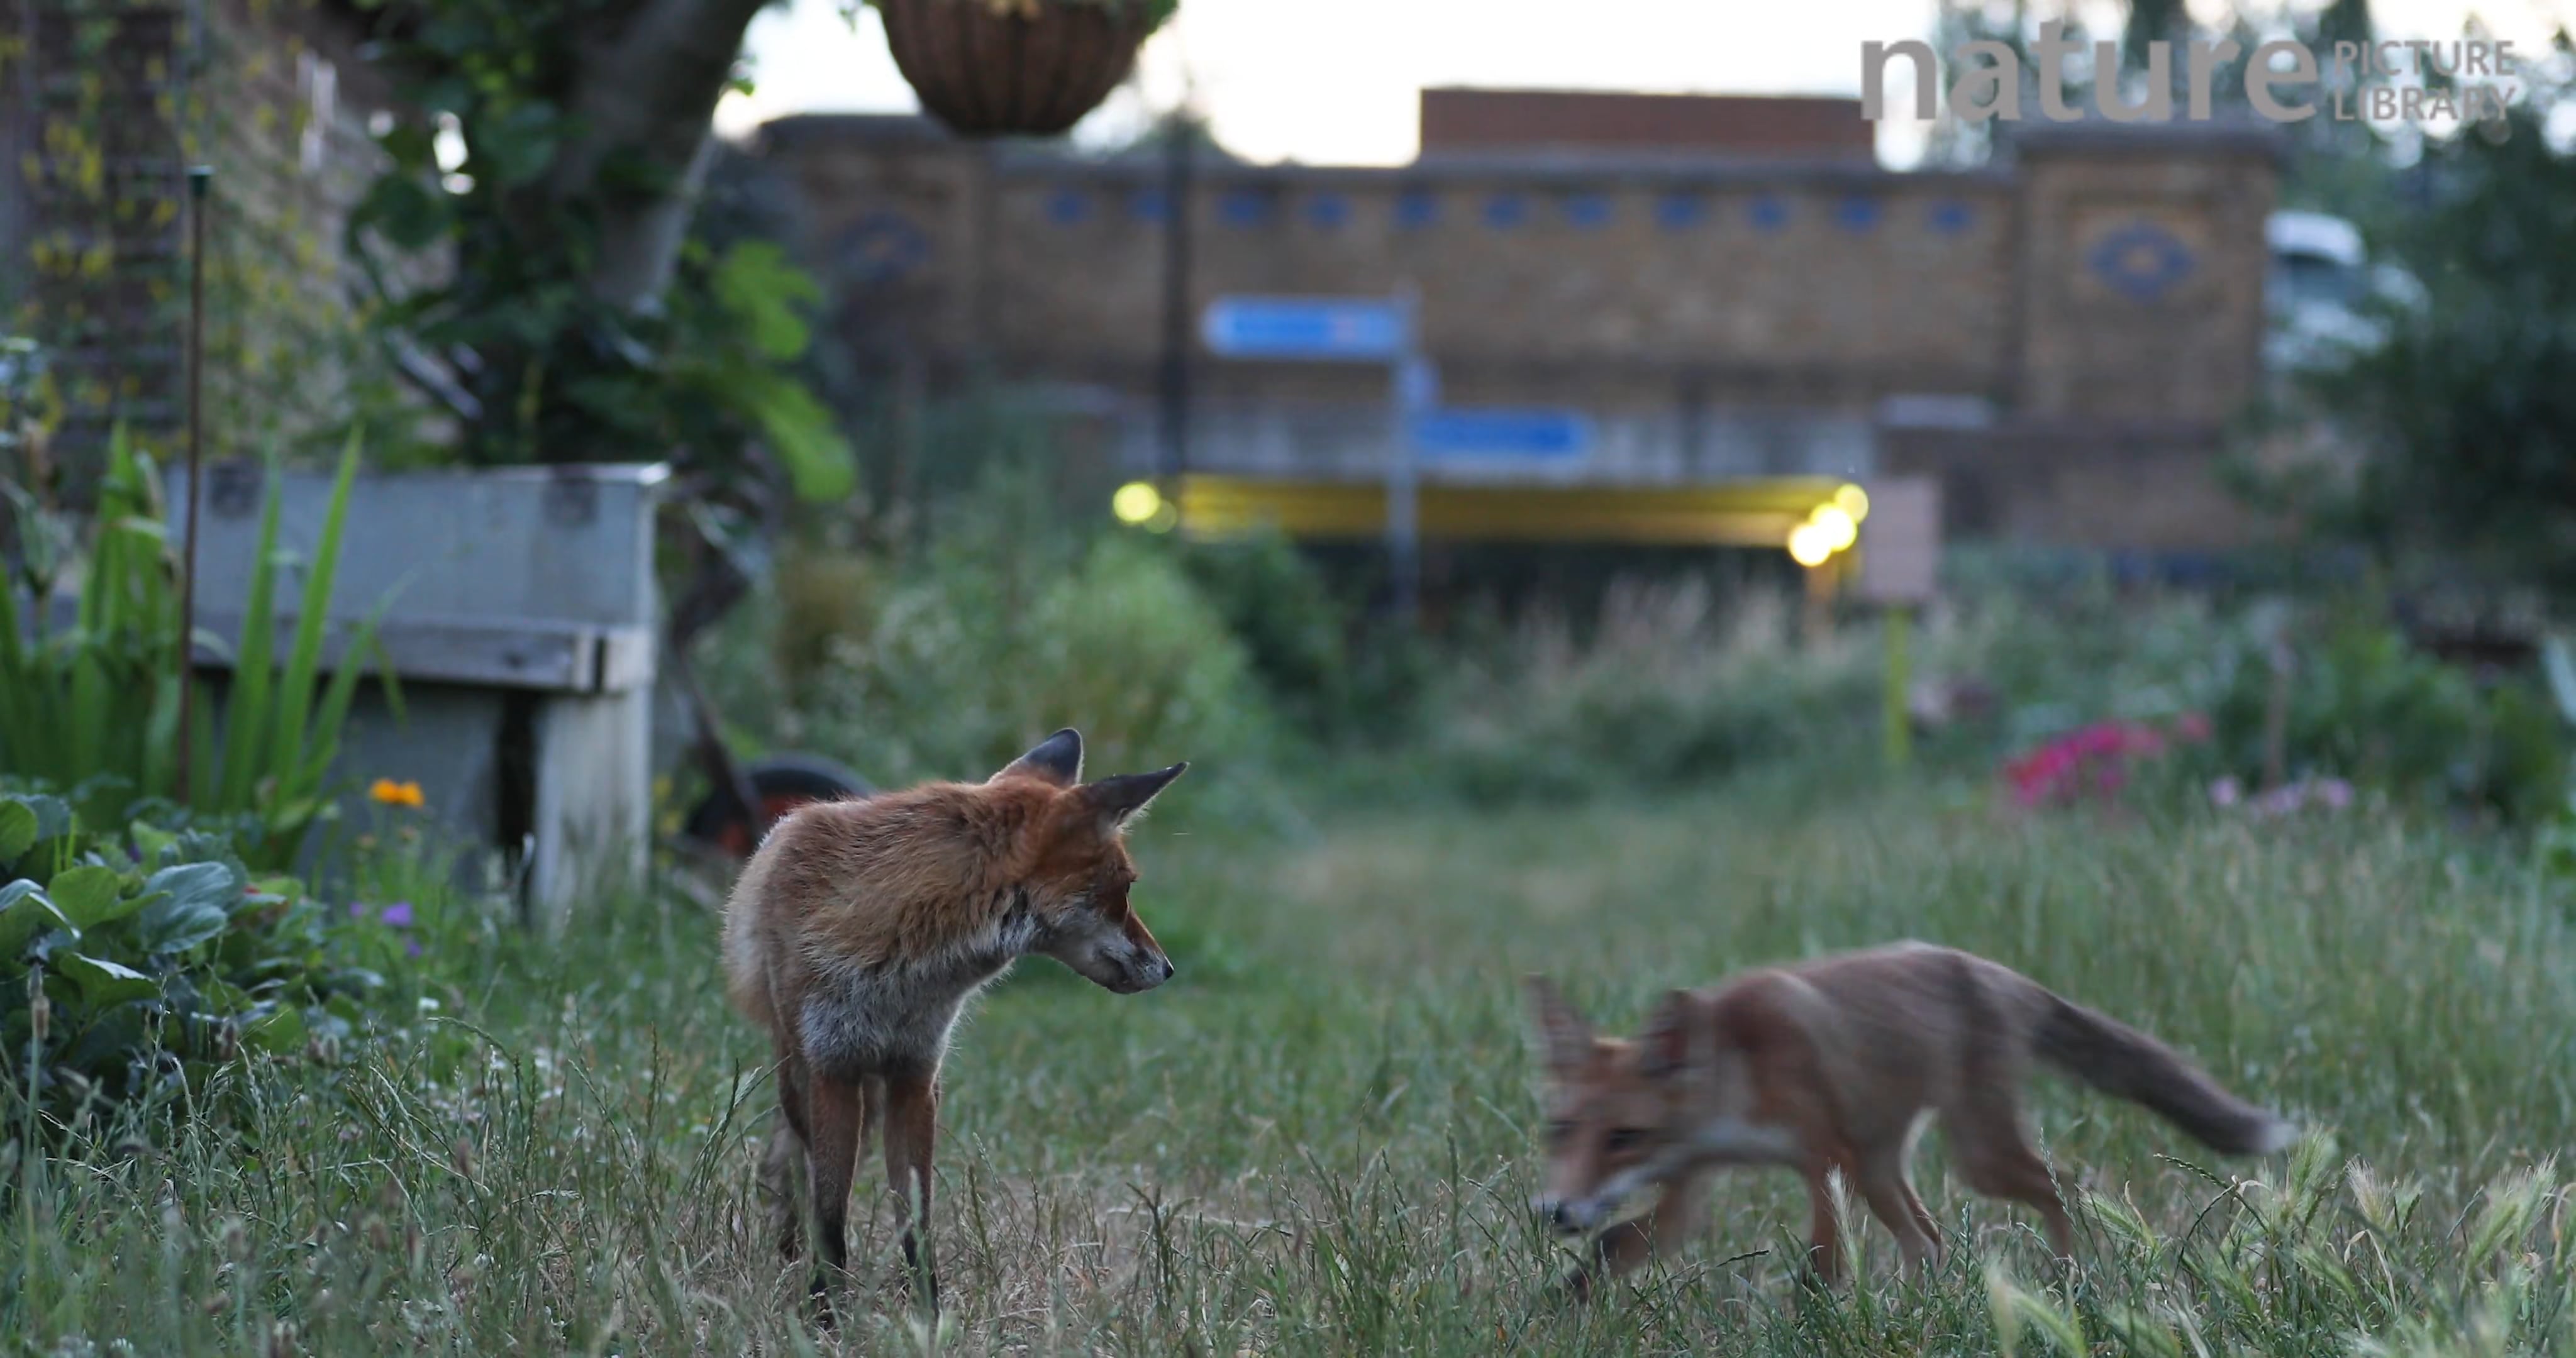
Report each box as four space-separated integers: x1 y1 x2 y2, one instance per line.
1636 989 1699 1080
995 728 1084 787
1523 974 1594 1076
1080 761 1188 827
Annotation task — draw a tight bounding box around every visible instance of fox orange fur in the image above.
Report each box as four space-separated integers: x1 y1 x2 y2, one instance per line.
1524 941 2297 1298
722 729 1185 1316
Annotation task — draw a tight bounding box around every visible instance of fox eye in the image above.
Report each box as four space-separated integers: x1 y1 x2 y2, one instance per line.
1545 1119 1574 1145
1604 1128 1648 1153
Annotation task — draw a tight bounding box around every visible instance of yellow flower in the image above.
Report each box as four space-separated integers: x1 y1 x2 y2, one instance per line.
369 779 425 809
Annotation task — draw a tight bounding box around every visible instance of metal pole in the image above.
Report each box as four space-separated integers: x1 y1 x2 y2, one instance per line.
1155 108 1194 527
1883 605 1913 771
175 163 211 805
1387 286 1424 622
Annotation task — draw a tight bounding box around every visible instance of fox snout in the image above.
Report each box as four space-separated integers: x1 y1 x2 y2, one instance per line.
1078 932 1174 994
1105 947 1176 994
1531 1192 1606 1237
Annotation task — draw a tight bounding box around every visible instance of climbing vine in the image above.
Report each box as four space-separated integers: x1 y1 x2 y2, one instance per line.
4 0 418 494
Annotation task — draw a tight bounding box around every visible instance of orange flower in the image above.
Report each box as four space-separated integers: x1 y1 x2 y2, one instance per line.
369 778 425 809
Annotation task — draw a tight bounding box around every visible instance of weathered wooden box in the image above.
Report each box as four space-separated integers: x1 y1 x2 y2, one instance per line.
167 460 667 924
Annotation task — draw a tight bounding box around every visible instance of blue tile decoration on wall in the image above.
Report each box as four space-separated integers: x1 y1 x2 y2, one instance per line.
1220 189 1274 227
1484 192 1529 229
1562 193 1612 229
1835 197 1882 231
1045 188 1090 224
1929 199 1974 235
1305 193 1351 229
1394 189 1440 229
835 211 930 284
2087 220 2198 302
1655 192 1707 230
1128 189 1170 223
1748 196 1789 233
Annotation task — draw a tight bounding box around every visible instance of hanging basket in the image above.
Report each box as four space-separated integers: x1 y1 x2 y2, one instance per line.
877 0 1159 138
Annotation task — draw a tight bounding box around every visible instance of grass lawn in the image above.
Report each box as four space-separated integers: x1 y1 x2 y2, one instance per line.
9 777 2576 1355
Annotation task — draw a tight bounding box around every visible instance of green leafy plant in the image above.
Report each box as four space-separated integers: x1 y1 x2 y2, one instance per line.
0 428 392 867
2198 611 2567 822
706 472 1281 829
0 790 385 1122
344 5 858 509
2289 70 2576 590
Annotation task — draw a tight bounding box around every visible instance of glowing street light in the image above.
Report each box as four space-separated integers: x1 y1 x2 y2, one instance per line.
1112 481 1165 526
1787 521 1833 568
1812 504 1857 553
1835 482 1870 523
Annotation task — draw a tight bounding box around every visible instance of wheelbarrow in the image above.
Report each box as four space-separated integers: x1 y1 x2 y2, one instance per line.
660 531 874 861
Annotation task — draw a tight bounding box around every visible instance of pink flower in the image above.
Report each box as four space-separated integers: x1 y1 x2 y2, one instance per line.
2001 718 2179 810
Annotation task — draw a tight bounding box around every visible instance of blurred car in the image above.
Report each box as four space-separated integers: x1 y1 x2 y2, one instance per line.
2264 209 2427 375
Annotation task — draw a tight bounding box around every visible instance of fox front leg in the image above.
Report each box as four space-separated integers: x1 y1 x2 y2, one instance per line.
881 1069 941 1316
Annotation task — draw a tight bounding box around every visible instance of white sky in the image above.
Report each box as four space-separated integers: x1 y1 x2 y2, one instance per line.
716 0 2576 168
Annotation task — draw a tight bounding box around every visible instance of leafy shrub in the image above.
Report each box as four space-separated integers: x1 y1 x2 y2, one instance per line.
0 429 388 868
718 498 1281 820
1170 529 1431 741
1932 591 2570 824
1390 582 1880 806
2198 610 2568 822
0 790 387 1122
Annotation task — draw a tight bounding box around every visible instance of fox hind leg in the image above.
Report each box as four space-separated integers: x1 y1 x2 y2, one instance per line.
803 1069 870 1320
1799 1154 1854 1287
1852 1145 1943 1279
762 1122 806 1260
763 1052 814 1260
1899 1169 1945 1274
1943 1096 2074 1260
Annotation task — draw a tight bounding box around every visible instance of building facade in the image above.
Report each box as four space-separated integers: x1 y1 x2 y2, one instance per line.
761 92 2287 553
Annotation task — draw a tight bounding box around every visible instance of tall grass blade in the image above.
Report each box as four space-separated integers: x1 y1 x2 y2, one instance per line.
267 434 360 804
214 463 284 812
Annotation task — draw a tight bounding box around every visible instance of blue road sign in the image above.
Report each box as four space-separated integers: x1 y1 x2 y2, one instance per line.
1410 407 1593 460
1201 296 1410 361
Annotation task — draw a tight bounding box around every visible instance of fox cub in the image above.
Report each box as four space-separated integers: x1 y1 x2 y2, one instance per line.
1525 941 2296 1296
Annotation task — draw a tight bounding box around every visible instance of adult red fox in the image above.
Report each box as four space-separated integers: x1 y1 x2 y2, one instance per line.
1523 941 2296 1298
723 729 1185 1315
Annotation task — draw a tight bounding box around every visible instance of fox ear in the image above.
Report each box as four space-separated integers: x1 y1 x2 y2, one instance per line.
1523 974 1594 1076
1636 989 1700 1081
994 728 1084 787
1080 762 1188 829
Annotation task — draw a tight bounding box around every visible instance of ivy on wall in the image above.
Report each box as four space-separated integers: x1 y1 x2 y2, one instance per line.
4 0 423 497
6 0 853 522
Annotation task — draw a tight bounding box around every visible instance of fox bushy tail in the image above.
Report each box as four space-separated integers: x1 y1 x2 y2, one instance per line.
2035 996 2296 1156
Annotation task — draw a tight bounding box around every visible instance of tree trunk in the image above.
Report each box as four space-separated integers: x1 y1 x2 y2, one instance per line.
549 0 774 312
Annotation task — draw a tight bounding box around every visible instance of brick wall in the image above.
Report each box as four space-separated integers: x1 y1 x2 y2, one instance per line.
768 114 2026 485
0 0 408 489
763 113 2285 546
2009 127 2280 424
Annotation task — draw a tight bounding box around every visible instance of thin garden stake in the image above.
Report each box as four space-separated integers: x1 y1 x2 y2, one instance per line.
175 164 212 805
